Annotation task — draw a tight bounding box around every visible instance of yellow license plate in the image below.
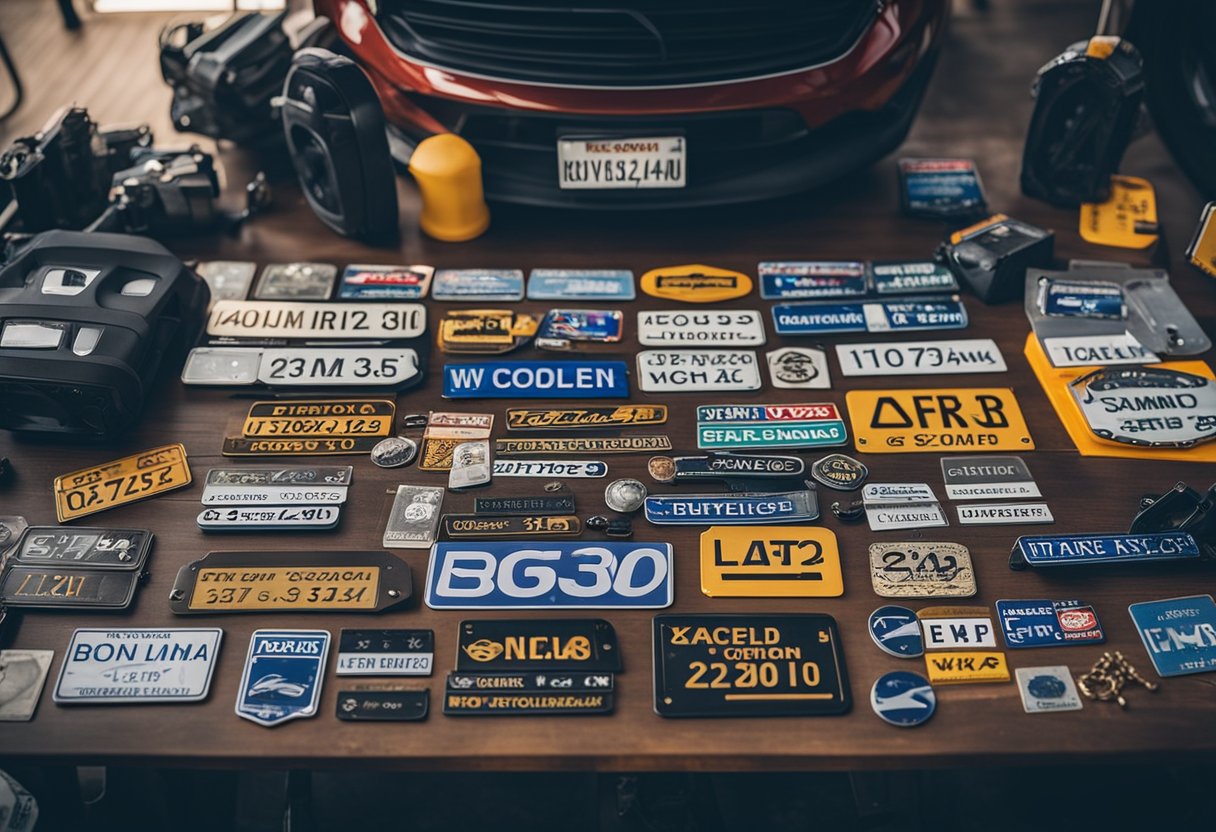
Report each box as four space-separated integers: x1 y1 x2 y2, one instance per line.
846 388 1034 453
242 414 392 438
700 526 843 598
188 566 380 611
54 443 192 522
924 651 1011 685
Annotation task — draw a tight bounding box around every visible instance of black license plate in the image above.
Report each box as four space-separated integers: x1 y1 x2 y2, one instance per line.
0 566 143 609
456 618 622 672
335 688 429 722
12 527 152 569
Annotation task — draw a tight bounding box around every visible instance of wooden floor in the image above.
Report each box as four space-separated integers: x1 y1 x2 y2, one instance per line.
2 0 1215 775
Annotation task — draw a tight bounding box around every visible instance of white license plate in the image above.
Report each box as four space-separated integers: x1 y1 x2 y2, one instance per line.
207 300 426 340
558 136 685 190
53 628 223 703
181 347 421 388
635 349 762 393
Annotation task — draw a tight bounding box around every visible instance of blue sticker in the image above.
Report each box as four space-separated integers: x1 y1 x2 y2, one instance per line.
1128 595 1216 677
870 261 959 295
868 606 924 658
870 671 936 727
643 492 818 525
236 629 330 727
538 309 623 343
339 265 433 299
771 298 967 336
425 541 673 609
443 360 629 399
1010 532 1201 569
433 269 525 301
527 269 635 301
1040 279 1125 320
758 262 867 300
997 599 1105 648
899 158 985 217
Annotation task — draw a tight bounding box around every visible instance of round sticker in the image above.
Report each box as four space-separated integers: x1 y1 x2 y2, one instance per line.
868 606 923 658
870 671 936 727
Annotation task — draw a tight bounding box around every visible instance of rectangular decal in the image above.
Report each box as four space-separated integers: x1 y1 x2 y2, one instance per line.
443 360 629 399
772 297 967 336
636 309 766 347
835 339 1006 377
206 300 426 339
846 388 1034 453
699 526 843 598
636 350 761 393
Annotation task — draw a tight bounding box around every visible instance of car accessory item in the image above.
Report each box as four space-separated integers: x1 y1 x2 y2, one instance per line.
1131 482 1216 561
409 134 491 242
1020 36 1144 206
937 214 1054 303
280 48 398 241
0 230 210 438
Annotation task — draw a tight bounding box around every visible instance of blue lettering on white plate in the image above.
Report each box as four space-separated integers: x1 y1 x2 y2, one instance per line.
443 361 629 399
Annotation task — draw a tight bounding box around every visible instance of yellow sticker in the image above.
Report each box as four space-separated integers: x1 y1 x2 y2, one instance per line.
699 526 843 598
1187 202 1216 278
639 264 752 303
54 444 192 522
1080 175 1159 249
846 388 1034 454
187 566 380 612
924 651 1010 685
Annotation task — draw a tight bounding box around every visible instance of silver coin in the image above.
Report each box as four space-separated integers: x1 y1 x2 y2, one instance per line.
371 436 418 468
604 478 647 513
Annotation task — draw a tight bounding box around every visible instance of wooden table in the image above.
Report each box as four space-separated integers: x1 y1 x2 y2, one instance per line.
1 0 1214 771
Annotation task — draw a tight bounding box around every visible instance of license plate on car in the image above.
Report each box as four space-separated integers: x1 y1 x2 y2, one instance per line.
558 136 685 190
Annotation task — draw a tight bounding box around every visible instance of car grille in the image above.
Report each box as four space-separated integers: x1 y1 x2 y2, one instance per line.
375 0 879 86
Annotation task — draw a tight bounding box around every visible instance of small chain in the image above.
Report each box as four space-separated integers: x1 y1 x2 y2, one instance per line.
1077 651 1160 709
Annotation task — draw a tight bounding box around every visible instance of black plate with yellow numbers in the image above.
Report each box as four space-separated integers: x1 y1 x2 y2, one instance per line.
0 566 144 610
652 614 851 718
169 550 412 615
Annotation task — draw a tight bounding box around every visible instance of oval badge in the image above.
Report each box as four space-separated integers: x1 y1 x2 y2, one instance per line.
639 264 752 303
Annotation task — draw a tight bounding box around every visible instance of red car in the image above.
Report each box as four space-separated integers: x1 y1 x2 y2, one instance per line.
317 0 950 208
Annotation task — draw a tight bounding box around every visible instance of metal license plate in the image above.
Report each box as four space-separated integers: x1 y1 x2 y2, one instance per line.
183 348 422 388
636 310 766 347
169 550 412 614
494 436 670 456
1009 532 1203 570
221 436 381 457
835 339 1007 377
473 494 576 516
1128 595 1216 677
493 460 607 478
443 688 613 715
196 506 341 532
336 688 429 721
956 503 1054 525
771 297 968 336
846 388 1034 453
1069 367 1216 448
447 671 614 693
442 514 581 538
643 491 819 525
206 466 353 487
53 628 223 704
206 300 426 339
505 405 668 431
869 542 976 598
758 261 867 300
696 402 842 423
636 350 761 393
200 484 348 506
941 455 1040 500
699 526 843 598
426 541 673 609
54 444 191 522
242 412 392 438
11 527 151 569
456 618 622 672
443 360 629 399
337 629 434 677
236 629 329 727
0 566 143 610
653 614 851 718
558 136 685 190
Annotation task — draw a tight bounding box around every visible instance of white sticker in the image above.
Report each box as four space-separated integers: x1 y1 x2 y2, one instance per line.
636 350 762 393
636 310 766 347
862 483 938 505
866 502 948 531
836 339 1007 377
766 347 831 389
54 628 223 703
492 460 608 478
1042 332 1160 368
956 503 1054 526
920 617 996 649
207 300 426 339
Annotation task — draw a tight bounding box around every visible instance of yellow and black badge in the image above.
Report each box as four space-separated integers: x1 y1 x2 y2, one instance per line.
505 405 669 431
455 619 622 672
924 651 1011 685
699 526 843 598
1186 201 1216 278
494 436 671 456
442 514 582 538
639 264 753 303
54 443 192 522
653 613 851 717
846 388 1034 453
438 309 539 354
1080 175 1159 249
242 399 395 438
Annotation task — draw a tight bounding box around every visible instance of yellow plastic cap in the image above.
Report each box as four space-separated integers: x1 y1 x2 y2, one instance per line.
409 133 491 242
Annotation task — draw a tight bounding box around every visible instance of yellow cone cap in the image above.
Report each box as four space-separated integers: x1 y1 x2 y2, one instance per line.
409 133 490 242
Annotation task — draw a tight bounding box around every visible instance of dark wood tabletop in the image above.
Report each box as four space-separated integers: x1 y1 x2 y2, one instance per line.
1 0 1213 771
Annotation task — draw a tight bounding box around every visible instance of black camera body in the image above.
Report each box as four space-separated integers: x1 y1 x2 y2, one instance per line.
0 230 210 439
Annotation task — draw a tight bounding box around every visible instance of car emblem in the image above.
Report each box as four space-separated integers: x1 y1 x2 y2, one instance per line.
766 347 831 389
847 388 1034 453
870 671 936 727
437 309 539 355
868 606 924 658
604 479 648 513
639 264 752 303
235 629 330 727
383 485 445 548
336 629 434 677
53 628 223 704
810 453 868 491
1009 531 1203 570
836 338 1007 377
636 309 766 347
371 436 418 468
758 261 866 300
1016 666 1083 713
1069 366 1216 448
54 444 191 522
699 526 843 598
336 689 430 722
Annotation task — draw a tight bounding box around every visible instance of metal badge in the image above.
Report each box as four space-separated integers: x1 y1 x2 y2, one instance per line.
438 309 538 355
196 506 341 533
996 599 1105 648
639 264 752 303
648 452 805 486
443 360 629 399
0 567 145 610
426 541 672 609
636 309 766 348
636 349 761 393
426 411 495 435
604 479 647 513
772 297 968 336
811 454 868 491
0 650 53 722
432 269 525 301
506 405 667 431
253 263 337 301
169 550 412 614
923 652 1010 685
1016 666 1083 713
419 438 462 471
526 268 635 301
242 401 393 438
868 607 924 658
862 483 938 504
236 629 330 727
836 339 1007 377
206 300 426 339
847 388 1035 453
449 440 492 490
918 607 996 650
956 503 1054 526
443 681 613 716
53 628 222 704
696 403 848 451
11 527 152 569
645 491 819 525
767 347 831 389
941 455 1039 500
536 308 623 350
336 629 434 677
456 618 622 672
871 671 936 727
495 436 670 456
699 526 843 598
222 436 382 456
201 484 348 507
383 485 445 549
339 264 434 299
370 437 418 468
336 688 429 721
183 347 422 389
758 261 867 300
1009 531 1202 570
54 444 191 522
206 465 353 486
653 614 851 718
443 514 581 538
1128 594 1216 677
493 460 607 478
1069 367 1216 448
869 542 976 598
1038 277 1125 319
473 494 576 516
870 261 959 295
